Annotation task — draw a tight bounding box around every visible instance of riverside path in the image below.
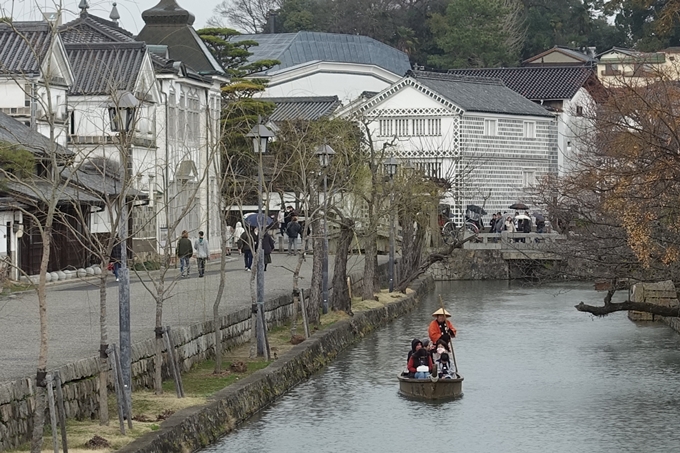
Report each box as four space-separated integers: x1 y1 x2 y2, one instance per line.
0 253 376 383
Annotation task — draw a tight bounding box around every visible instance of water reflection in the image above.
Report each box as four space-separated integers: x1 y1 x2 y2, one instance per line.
203 281 680 453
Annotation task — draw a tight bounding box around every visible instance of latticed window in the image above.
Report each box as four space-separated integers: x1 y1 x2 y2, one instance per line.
523 169 536 187
379 119 393 136
395 118 409 136
524 121 536 138
411 118 441 136
168 92 176 141
178 94 186 141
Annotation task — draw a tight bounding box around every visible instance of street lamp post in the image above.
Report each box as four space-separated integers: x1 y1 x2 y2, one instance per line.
315 144 335 314
107 91 139 409
384 156 398 293
246 121 275 358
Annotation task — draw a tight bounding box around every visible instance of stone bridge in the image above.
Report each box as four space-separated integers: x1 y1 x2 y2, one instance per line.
461 232 566 260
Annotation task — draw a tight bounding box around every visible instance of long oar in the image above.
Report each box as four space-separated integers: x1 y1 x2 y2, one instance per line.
439 294 460 377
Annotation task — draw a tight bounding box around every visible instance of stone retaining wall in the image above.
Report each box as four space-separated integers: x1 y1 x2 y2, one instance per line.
117 274 434 453
429 249 509 280
0 263 388 451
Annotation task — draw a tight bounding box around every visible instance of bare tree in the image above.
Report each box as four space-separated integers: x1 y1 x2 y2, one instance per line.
208 0 283 33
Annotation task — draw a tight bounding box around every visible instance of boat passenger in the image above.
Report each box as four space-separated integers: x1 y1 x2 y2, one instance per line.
436 352 455 379
407 338 423 362
407 348 433 379
428 308 457 344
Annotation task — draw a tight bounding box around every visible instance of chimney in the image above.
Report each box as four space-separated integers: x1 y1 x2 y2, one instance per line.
267 9 278 34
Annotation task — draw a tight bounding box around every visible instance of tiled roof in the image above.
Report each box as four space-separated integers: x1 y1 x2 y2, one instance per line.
523 46 596 65
59 14 134 44
230 31 411 76
262 96 342 121
60 13 175 72
445 66 595 101
411 71 553 117
137 0 224 76
0 110 71 156
65 42 146 95
0 22 53 75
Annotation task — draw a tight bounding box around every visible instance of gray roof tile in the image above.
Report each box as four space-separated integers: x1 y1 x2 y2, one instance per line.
65 42 145 95
262 96 342 121
0 22 53 75
231 32 411 76
445 66 596 101
0 110 71 156
412 71 553 117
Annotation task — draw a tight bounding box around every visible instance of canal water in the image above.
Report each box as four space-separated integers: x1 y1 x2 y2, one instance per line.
204 281 680 453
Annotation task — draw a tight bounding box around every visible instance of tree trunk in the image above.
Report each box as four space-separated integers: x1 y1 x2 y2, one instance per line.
362 231 378 300
308 214 323 324
98 270 109 425
31 225 52 453
330 221 353 312
154 292 164 394
213 211 228 374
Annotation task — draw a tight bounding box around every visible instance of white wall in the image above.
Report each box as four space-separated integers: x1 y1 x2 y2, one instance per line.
256 62 402 104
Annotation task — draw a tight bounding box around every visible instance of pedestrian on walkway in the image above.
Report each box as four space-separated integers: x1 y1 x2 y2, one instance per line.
194 231 210 277
234 221 245 255
109 238 121 281
254 228 276 271
176 230 193 278
286 216 302 255
238 227 253 271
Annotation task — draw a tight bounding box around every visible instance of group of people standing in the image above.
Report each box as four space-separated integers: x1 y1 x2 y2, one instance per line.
405 308 458 380
169 205 305 279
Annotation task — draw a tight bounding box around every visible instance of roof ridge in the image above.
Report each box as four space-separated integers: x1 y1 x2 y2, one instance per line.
64 41 146 50
411 70 506 86
260 95 339 102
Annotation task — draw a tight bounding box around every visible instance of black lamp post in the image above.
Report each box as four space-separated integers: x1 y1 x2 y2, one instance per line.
315 144 335 314
107 91 139 409
246 120 275 357
384 156 398 293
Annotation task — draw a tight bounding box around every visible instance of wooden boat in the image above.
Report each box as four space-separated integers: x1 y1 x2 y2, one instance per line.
397 374 464 400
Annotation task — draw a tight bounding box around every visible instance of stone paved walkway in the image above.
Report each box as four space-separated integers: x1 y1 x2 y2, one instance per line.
0 252 375 383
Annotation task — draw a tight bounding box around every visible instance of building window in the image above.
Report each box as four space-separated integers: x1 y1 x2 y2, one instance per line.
523 121 536 139
484 119 497 136
379 119 393 137
576 106 583 116
395 118 409 136
24 84 31 107
523 169 536 187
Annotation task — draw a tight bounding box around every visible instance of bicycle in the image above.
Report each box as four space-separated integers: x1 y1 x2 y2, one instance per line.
441 219 479 244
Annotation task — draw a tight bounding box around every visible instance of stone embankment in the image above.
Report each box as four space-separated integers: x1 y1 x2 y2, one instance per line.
117 274 433 453
0 264 392 451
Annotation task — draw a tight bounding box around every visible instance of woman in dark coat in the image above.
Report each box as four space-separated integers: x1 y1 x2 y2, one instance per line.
254 229 276 271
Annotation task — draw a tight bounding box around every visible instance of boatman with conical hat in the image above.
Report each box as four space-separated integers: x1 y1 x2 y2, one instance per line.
428 308 457 344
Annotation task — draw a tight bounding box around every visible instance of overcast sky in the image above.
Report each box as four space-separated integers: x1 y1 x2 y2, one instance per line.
0 0 223 34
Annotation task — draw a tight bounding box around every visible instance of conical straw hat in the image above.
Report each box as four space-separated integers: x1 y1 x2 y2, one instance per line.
432 308 451 317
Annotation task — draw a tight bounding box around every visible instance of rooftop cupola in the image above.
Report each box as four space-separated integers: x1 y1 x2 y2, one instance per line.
141 0 195 26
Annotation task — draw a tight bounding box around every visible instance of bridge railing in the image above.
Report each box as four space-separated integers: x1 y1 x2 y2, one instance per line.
461 232 566 250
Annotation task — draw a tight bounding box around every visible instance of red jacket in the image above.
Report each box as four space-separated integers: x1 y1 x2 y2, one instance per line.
407 354 434 374
428 319 457 344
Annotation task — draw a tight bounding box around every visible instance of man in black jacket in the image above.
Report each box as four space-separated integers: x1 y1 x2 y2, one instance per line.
286 216 302 255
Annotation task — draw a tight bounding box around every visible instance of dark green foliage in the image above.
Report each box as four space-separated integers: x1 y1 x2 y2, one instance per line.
268 0 646 68
0 142 35 179
428 0 525 68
